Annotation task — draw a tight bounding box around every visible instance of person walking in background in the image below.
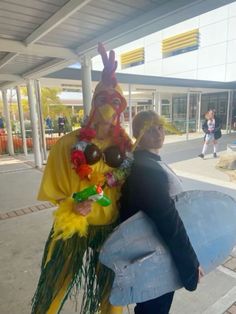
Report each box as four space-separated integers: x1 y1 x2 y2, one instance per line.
0 113 5 133
45 115 53 135
58 113 67 136
198 109 222 159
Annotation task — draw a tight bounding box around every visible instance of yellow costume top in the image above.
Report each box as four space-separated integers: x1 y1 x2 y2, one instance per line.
38 129 123 239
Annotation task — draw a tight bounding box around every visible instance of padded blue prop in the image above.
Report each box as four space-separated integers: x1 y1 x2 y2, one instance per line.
99 190 236 305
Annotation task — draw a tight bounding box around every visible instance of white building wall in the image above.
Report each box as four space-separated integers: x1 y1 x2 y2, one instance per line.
163 51 198 76
92 2 236 82
197 64 226 81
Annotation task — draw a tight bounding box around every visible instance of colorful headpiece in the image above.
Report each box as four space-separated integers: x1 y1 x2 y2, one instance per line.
83 43 130 153
86 43 126 125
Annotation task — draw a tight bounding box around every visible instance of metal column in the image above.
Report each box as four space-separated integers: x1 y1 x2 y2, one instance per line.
186 91 190 141
27 80 42 168
81 55 92 117
228 90 234 134
197 92 202 132
35 80 47 162
152 91 159 113
226 90 233 134
128 84 132 137
2 89 14 155
157 92 161 115
16 86 27 156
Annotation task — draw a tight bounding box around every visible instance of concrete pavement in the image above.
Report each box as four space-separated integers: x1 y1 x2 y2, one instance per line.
0 132 236 314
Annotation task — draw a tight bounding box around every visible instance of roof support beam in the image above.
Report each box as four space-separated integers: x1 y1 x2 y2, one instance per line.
0 53 18 70
0 38 78 59
23 59 77 79
11 0 206 78
0 74 22 81
25 0 92 45
0 79 25 90
46 68 236 89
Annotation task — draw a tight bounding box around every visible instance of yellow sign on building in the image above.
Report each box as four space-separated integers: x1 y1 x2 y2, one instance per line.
162 29 199 58
120 47 145 69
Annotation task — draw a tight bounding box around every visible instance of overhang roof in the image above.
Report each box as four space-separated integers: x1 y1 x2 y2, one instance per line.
44 67 236 93
0 0 235 90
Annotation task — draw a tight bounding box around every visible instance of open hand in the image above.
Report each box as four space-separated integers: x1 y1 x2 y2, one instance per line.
73 200 93 216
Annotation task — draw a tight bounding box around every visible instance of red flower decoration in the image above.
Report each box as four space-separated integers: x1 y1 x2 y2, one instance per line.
79 128 96 141
76 164 93 179
71 150 86 168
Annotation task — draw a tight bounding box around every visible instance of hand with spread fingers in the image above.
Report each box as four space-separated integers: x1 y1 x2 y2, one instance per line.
73 200 93 216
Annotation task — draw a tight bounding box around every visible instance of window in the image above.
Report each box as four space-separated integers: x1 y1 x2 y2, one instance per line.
161 99 171 120
162 29 199 58
120 48 145 69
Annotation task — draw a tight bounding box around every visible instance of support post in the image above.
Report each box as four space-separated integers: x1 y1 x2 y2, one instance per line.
228 90 233 134
186 91 190 141
226 90 233 134
27 80 42 168
197 92 202 132
16 86 27 156
81 55 92 117
128 84 132 137
157 92 161 115
2 89 14 155
35 80 47 162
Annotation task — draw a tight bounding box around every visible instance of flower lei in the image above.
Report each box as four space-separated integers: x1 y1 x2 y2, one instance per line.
71 127 133 187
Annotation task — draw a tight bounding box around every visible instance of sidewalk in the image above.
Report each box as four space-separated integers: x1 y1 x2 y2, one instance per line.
0 133 236 314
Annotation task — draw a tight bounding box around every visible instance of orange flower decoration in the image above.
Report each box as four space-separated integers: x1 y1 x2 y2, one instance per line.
76 164 92 179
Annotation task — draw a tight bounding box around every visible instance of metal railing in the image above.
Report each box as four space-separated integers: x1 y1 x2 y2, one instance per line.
0 131 59 155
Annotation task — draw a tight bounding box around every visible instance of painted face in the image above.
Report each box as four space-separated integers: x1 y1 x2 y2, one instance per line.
139 123 165 150
93 90 126 124
94 91 124 108
208 110 215 119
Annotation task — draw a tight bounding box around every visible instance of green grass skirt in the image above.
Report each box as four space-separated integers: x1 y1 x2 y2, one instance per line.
31 222 118 314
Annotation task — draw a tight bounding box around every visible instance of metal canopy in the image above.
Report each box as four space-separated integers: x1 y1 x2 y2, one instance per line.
0 0 235 90
45 68 236 91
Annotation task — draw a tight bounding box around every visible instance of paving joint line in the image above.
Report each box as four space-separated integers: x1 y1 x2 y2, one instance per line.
0 167 34 174
19 159 45 172
218 265 236 278
0 202 54 220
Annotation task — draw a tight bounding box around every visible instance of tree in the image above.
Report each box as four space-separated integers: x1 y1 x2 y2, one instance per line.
21 86 71 120
40 87 63 118
0 99 3 115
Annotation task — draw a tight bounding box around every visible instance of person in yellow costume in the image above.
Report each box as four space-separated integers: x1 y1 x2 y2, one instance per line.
31 43 132 314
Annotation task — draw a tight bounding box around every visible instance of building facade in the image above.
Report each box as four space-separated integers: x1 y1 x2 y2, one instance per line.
92 2 236 131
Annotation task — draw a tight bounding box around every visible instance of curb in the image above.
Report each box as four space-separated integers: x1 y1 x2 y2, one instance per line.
224 302 236 314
